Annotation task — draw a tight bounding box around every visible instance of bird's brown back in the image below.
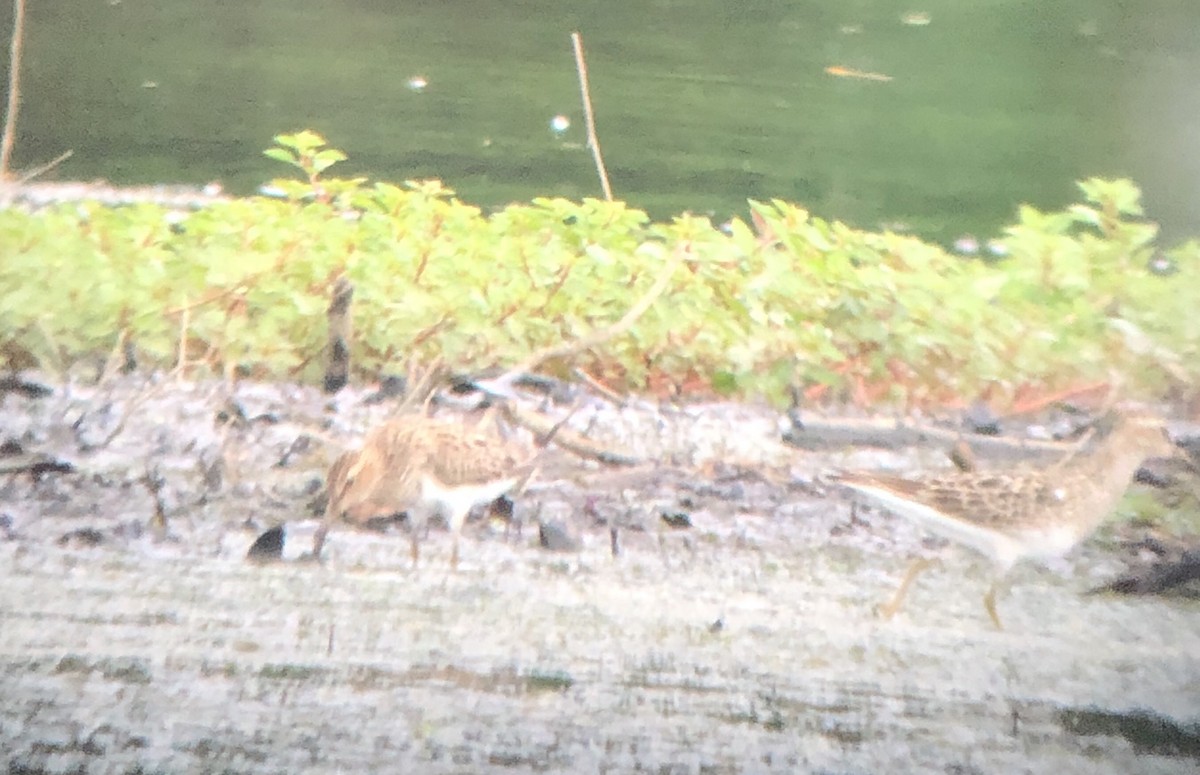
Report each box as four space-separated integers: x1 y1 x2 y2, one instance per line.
837 411 1174 537
836 470 1069 532
324 415 534 526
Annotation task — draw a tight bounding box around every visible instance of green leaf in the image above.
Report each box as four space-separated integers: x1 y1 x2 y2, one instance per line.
263 148 297 166
710 369 739 396
312 149 348 174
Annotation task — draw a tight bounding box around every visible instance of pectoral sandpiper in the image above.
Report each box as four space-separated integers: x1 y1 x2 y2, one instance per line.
312 415 536 569
834 412 1176 628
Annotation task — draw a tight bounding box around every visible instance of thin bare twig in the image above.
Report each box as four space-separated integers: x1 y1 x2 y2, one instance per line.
173 300 191 379
393 357 448 416
16 149 72 184
508 241 688 378
456 247 687 465
502 401 641 466
33 319 64 381
325 277 354 384
140 463 168 534
73 379 169 452
100 328 131 384
571 31 613 201
0 0 25 178
571 367 626 404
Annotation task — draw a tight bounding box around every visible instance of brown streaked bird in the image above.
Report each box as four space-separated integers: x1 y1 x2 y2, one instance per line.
833 412 1177 629
313 415 536 569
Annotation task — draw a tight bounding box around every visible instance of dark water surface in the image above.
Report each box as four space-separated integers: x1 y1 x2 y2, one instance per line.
4 0 1199 244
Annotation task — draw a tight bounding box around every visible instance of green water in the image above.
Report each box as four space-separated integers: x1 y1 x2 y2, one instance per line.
3 0 1198 244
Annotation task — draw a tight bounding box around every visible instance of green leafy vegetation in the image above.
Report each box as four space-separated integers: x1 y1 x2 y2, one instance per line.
1 131 1195 407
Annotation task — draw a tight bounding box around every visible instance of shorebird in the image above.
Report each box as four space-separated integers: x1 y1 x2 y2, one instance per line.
312 414 536 569
833 412 1177 629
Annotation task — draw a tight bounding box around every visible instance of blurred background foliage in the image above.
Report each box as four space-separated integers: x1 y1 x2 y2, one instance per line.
1 133 1194 409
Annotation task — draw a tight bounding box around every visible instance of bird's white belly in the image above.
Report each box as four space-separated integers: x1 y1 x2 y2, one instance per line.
420 474 519 517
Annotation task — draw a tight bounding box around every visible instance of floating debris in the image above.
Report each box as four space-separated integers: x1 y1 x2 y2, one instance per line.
901 12 932 27
985 239 1009 258
824 66 893 82
1148 253 1177 276
952 235 980 255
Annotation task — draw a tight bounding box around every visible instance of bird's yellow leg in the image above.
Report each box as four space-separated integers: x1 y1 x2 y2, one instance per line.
878 557 935 620
409 532 421 569
983 579 1007 630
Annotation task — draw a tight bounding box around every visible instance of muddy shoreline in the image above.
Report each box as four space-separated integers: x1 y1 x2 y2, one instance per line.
1 373 1198 773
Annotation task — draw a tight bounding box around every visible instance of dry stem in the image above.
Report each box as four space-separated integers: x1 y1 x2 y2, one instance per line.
508 241 688 378
571 31 613 201
0 0 24 178
16 149 72 183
